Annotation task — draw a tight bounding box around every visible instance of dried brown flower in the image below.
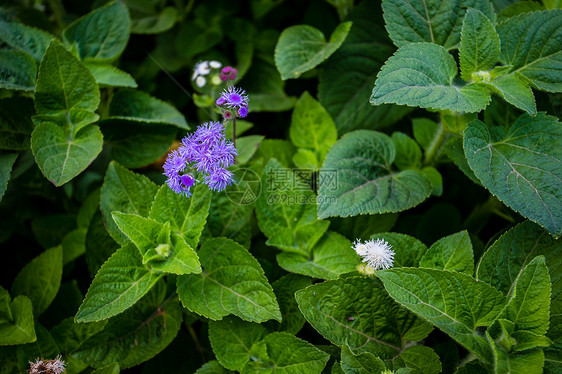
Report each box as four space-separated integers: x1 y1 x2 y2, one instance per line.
27 355 66 374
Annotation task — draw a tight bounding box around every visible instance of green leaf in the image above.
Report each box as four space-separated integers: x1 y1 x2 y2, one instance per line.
290 92 337 167
175 22 222 59
196 360 233 374
464 114 562 237
85 63 137 87
236 135 264 165
459 9 500 81
74 281 181 369
0 20 54 61
371 43 491 112
487 321 546 374
498 1 545 21
265 274 312 334
485 73 537 115
16 323 59 369
11 246 62 316
255 139 296 168
419 231 474 275
0 97 35 151
317 130 432 218
245 53 297 112
256 159 329 255
50 317 107 373
370 232 428 267
421 166 443 197
340 348 385 374
340 344 386 374
207 189 254 248
0 153 17 201
275 22 352 80
498 10 562 92
0 286 35 345
382 0 496 49
177 238 281 323
130 7 177 34
0 50 36 91
112 212 165 254
276 231 359 280
331 213 398 241
75 244 163 323
295 277 428 358
412 118 439 152
85 210 120 277
31 123 103 186
149 184 211 248
100 121 176 168
209 316 268 371
545 344 562 374
63 1 131 61
396 345 442 374
497 256 551 335
100 161 159 245
391 132 422 170
476 221 562 341
241 332 330 373
112 212 201 275
34 41 100 118
107 89 188 129
377 268 506 361
318 0 412 134
92 363 120 374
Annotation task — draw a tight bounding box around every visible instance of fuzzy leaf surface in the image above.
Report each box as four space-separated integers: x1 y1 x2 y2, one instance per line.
378 268 506 361
177 238 281 323
420 231 474 275
62 1 131 61
382 0 495 49
0 287 36 345
464 114 562 237
317 130 432 218
275 22 352 80
498 10 562 92
75 244 163 323
11 246 62 316
100 161 158 245
371 43 490 112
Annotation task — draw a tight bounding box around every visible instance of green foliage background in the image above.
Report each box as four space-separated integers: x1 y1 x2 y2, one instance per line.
0 0 561 373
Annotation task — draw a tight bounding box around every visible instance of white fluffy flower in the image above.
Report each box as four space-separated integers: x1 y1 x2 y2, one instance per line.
209 60 222 68
195 76 206 87
193 61 211 79
353 238 395 270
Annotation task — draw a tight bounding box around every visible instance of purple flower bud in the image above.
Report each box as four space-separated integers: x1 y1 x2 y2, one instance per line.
216 96 226 105
222 66 231 73
238 106 248 117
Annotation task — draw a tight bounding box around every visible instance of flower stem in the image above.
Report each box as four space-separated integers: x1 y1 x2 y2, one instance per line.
232 117 237 149
423 121 449 166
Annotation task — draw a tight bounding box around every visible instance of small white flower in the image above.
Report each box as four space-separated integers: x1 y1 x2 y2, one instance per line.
353 238 394 270
194 61 211 77
209 60 222 68
195 76 206 87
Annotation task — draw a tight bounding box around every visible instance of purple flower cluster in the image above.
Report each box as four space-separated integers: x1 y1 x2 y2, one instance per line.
220 66 238 82
163 122 237 196
216 86 249 118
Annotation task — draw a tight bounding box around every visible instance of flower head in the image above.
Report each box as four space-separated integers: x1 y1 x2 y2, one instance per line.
28 355 66 374
164 122 237 196
163 151 194 196
192 60 224 89
353 238 395 270
220 66 238 81
216 86 249 118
